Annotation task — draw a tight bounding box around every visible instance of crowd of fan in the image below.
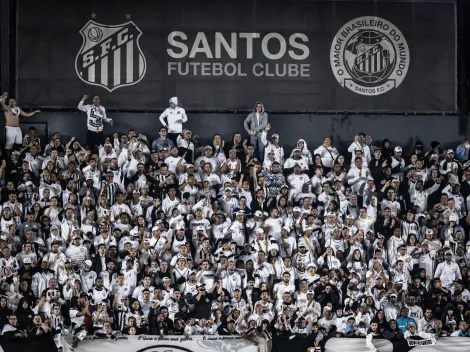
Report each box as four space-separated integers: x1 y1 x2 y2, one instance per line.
1 98 470 352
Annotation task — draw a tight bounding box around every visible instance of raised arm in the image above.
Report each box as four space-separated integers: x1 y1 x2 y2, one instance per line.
78 95 88 112
1 92 8 111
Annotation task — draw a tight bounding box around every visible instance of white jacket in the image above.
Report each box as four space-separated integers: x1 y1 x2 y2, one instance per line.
32 270 55 297
314 145 339 169
159 97 188 133
347 165 369 194
408 181 440 212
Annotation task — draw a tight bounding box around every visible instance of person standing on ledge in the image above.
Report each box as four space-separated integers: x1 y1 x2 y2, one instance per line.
78 94 113 152
244 102 268 160
159 97 187 146
1 92 41 156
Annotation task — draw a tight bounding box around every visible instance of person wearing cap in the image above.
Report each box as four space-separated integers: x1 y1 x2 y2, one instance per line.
434 250 462 289
158 97 187 145
259 123 284 166
178 162 201 186
388 146 405 179
251 228 275 254
219 186 239 219
219 257 242 297
287 161 310 200
195 144 220 174
293 239 315 268
284 147 309 173
439 148 461 176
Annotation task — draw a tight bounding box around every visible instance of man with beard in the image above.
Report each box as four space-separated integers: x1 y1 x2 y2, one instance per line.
31 259 55 298
434 251 462 289
284 148 309 174
418 308 435 332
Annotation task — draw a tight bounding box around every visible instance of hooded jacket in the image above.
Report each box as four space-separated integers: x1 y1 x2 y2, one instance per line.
16 298 34 330
294 139 313 165
244 102 268 136
159 97 188 133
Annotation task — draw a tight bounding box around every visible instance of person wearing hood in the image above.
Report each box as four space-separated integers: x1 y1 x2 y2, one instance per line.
244 102 268 160
16 298 34 330
295 139 313 165
380 139 394 160
159 97 188 145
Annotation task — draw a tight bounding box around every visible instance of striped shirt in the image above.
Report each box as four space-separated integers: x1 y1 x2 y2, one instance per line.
100 181 119 205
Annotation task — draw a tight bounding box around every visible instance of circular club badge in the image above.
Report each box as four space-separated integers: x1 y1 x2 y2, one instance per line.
330 16 410 96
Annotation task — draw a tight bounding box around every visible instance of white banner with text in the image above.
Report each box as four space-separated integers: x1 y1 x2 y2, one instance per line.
63 335 257 352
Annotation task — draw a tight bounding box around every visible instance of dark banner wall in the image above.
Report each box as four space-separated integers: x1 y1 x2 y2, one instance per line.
17 0 456 112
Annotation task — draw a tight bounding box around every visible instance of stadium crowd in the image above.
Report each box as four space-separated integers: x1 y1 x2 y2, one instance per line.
0 94 470 351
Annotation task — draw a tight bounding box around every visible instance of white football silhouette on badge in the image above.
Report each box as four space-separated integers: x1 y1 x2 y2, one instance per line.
88 27 103 42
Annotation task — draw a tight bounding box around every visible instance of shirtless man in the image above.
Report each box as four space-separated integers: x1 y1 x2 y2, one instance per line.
1 92 40 153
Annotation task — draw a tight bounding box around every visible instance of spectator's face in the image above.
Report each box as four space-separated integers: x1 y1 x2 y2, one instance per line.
401 308 409 317
283 273 290 283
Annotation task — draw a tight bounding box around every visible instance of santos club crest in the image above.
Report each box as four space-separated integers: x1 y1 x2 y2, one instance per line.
75 20 147 92
330 16 410 96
